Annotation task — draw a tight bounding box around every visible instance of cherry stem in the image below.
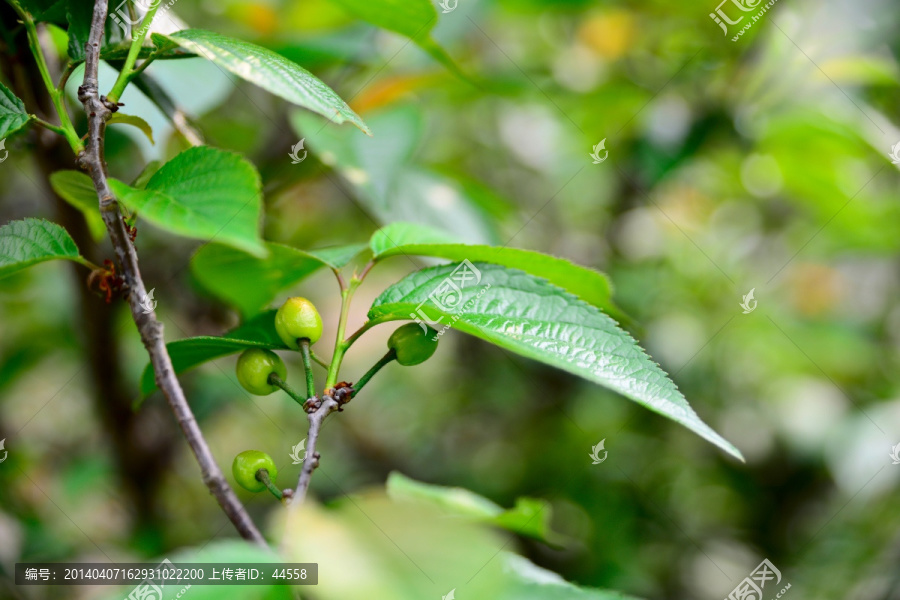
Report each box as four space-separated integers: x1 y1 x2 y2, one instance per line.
269 374 305 407
309 351 329 369
299 339 316 398
256 469 283 500
353 349 396 397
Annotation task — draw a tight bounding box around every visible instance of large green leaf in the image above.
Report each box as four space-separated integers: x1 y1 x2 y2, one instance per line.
0 219 89 279
191 242 366 318
328 0 463 78
113 146 267 257
139 311 285 397
152 29 370 134
282 488 640 600
0 81 33 139
386 472 561 545
371 222 620 317
368 263 742 459
49 171 107 241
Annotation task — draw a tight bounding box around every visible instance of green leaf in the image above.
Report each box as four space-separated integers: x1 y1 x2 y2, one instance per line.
113 146 267 257
18 0 67 24
191 242 364 318
132 160 162 189
49 171 106 241
502 555 643 600
227 309 283 346
118 70 205 145
66 0 130 62
371 222 621 318
282 487 638 599
139 312 287 398
386 472 562 545
308 243 369 269
0 218 89 279
65 0 93 61
328 0 465 78
368 263 742 460
0 81 33 139
152 29 370 134
387 471 509 519
108 113 155 144
291 107 498 243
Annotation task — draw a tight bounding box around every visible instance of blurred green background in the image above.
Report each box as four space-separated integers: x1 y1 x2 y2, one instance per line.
2 0 900 598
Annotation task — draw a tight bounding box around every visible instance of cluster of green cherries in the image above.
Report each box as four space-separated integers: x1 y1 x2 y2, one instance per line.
230 297 438 500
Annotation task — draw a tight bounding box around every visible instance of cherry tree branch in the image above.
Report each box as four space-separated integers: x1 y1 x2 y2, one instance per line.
292 395 340 504
76 0 265 545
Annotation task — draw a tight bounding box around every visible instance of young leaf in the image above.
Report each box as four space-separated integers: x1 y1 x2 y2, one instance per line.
152 29 370 134
138 312 287 398
386 472 562 546
0 218 90 278
0 81 33 139
113 146 267 257
119 70 205 145
368 263 742 460
371 222 621 318
108 113 155 144
49 171 106 240
191 242 366 318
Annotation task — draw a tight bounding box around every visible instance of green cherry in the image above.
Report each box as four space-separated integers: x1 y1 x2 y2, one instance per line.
232 450 278 493
236 348 287 395
388 323 439 366
275 297 323 349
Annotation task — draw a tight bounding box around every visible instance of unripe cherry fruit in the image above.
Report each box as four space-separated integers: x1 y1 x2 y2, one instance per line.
232 450 278 493
275 297 323 349
236 348 287 395
388 323 439 366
